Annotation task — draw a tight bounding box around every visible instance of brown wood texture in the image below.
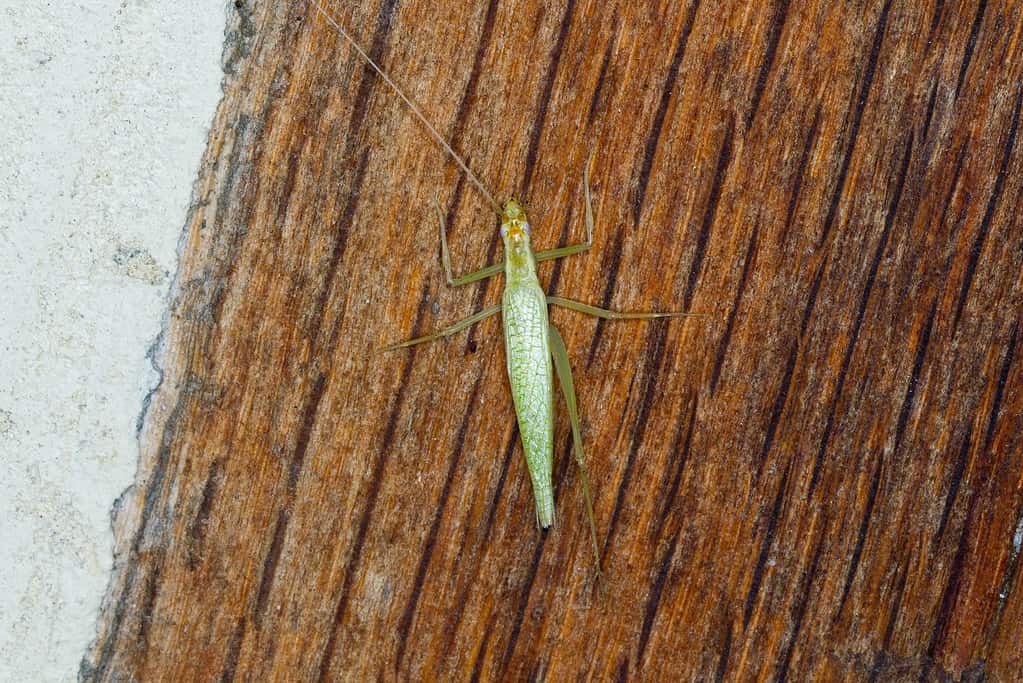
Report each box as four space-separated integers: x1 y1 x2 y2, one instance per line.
82 0 1023 680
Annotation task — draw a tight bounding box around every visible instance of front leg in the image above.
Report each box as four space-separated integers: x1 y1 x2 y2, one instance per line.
534 152 595 264
434 198 505 286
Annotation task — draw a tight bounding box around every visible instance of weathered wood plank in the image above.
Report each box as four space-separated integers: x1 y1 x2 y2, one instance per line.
83 0 1023 680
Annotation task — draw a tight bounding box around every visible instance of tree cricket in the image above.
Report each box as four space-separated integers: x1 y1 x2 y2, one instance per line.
310 0 701 572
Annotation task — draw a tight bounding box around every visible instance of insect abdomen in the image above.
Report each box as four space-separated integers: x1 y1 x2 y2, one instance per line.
502 280 555 527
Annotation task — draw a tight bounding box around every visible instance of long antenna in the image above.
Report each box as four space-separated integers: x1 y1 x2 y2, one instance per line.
309 0 503 214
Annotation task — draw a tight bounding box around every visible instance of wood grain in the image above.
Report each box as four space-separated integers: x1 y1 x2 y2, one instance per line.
82 0 1023 680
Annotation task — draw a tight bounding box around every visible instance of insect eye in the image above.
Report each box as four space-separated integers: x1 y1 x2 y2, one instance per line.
500 225 508 237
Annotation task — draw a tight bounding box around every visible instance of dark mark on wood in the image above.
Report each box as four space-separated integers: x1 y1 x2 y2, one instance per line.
615 656 630 682
809 129 912 496
586 228 625 366
632 0 701 224
467 611 496 683
927 0 945 48
136 560 164 665
756 344 797 482
587 28 618 126
395 374 484 671
935 423 974 544
447 0 500 154
891 300 937 456
866 560 909 683
315 284 429 683
954 88 1022 329
652 394 697 541
954 0 987 99
186 459 224 569
520 0 576 195
983 322 1017 456
744 463 791 626
715 620 733 681
289 373 327 493
638 523 683 666
817 0 892 248
602 319 671 559
925 521 972 673
837 456 885 613
776 518 827 680
481 424 520 547
254 509 289 623
219 617 247 683
800 259 826 339
922 77 940 142
711 221 759 393
781 106 821 246
498 532 549 679
544 205 575 295
746 0 792 130
683 117 733 311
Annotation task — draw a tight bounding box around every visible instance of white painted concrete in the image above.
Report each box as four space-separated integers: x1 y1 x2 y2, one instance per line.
0 2 224 679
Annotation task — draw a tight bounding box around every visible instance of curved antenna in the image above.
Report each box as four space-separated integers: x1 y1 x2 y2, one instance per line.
309 0 502 215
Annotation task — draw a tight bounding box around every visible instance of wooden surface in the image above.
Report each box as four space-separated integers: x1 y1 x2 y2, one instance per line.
82 0 1023 680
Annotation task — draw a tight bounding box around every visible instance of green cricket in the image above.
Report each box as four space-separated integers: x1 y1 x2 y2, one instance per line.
311 1 700 572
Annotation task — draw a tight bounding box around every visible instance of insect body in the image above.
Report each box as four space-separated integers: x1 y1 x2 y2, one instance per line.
311 1 700 570
501 202 556 527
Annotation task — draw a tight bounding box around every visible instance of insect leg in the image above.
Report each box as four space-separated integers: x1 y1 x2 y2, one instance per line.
381 304 501 351
534 152 595 263
434 198 506 286
547 296 707 320
548 323 601 572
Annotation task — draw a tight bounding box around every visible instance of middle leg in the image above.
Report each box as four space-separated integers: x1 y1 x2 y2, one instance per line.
547 296 707 320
